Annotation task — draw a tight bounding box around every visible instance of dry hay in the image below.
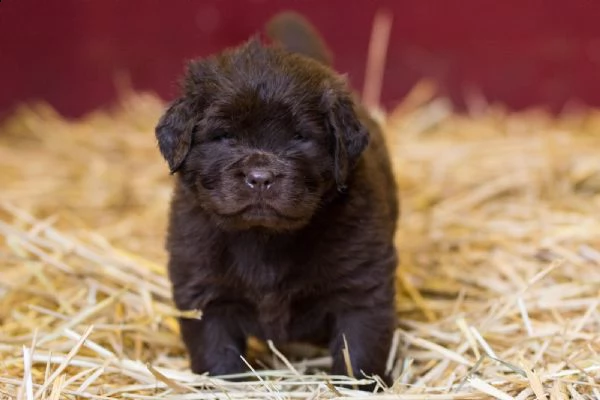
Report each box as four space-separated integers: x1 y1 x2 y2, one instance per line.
0 85 599 399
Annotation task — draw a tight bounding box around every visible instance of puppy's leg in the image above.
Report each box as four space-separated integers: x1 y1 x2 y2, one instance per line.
179 303 249 376
329 305 395 388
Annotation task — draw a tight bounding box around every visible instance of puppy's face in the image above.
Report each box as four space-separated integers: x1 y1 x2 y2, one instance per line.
181 99 334 231
156 40 368 231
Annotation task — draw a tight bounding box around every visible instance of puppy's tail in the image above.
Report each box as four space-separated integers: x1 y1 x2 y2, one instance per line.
266 11 333 66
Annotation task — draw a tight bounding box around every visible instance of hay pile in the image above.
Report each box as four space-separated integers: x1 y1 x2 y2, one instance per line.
1 86 599 399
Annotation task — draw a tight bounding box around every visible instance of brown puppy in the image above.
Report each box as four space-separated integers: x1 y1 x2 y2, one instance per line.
155 12 399 385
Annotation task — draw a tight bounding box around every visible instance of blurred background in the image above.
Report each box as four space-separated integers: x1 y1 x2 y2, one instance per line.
1 0 599 118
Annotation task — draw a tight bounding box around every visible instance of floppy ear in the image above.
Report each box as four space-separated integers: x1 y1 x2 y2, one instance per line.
325 90 369 190
155 98 195 174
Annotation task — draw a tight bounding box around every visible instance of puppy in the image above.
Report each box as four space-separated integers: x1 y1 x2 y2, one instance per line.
155 12 399 385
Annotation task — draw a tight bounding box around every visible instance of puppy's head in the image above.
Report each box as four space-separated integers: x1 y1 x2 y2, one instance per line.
156 39 368 231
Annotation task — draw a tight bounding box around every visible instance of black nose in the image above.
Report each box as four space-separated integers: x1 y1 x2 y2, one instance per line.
245 169 275 189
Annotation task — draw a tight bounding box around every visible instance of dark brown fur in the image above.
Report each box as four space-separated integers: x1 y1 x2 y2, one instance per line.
155 12 399 386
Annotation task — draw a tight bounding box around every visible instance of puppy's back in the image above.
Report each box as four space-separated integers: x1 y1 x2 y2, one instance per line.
266 12 333 66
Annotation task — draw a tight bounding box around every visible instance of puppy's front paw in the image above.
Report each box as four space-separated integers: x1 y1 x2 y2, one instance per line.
329 307 395 390
178 314 248 378
190 345 247 377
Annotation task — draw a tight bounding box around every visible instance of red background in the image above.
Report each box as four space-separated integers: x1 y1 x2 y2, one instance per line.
1 0 599 117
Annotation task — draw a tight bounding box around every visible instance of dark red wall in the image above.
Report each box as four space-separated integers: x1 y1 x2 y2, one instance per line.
1 0 599 117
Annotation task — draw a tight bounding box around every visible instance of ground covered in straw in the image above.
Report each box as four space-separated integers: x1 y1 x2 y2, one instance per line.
1 86 599 399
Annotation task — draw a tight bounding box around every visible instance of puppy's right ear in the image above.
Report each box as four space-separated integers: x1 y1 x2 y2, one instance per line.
155 98 195 174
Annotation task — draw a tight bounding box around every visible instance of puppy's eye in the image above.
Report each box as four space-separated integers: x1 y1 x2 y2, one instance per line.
293 133 310 142
211 130 235 142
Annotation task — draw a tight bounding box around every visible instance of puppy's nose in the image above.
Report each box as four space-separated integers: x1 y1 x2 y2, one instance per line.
245 169 275 189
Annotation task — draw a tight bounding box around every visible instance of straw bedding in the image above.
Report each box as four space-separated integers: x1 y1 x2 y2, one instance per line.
0 85 599 399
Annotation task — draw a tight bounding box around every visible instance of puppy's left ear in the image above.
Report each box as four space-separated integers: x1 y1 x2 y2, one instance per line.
324 88 369 190
155 98 195 174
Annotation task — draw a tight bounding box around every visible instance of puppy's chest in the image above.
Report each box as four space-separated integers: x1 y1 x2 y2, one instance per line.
229 246 289 290
226 243 312 340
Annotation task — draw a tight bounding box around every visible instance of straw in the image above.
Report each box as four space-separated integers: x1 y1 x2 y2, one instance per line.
1 87 600 398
